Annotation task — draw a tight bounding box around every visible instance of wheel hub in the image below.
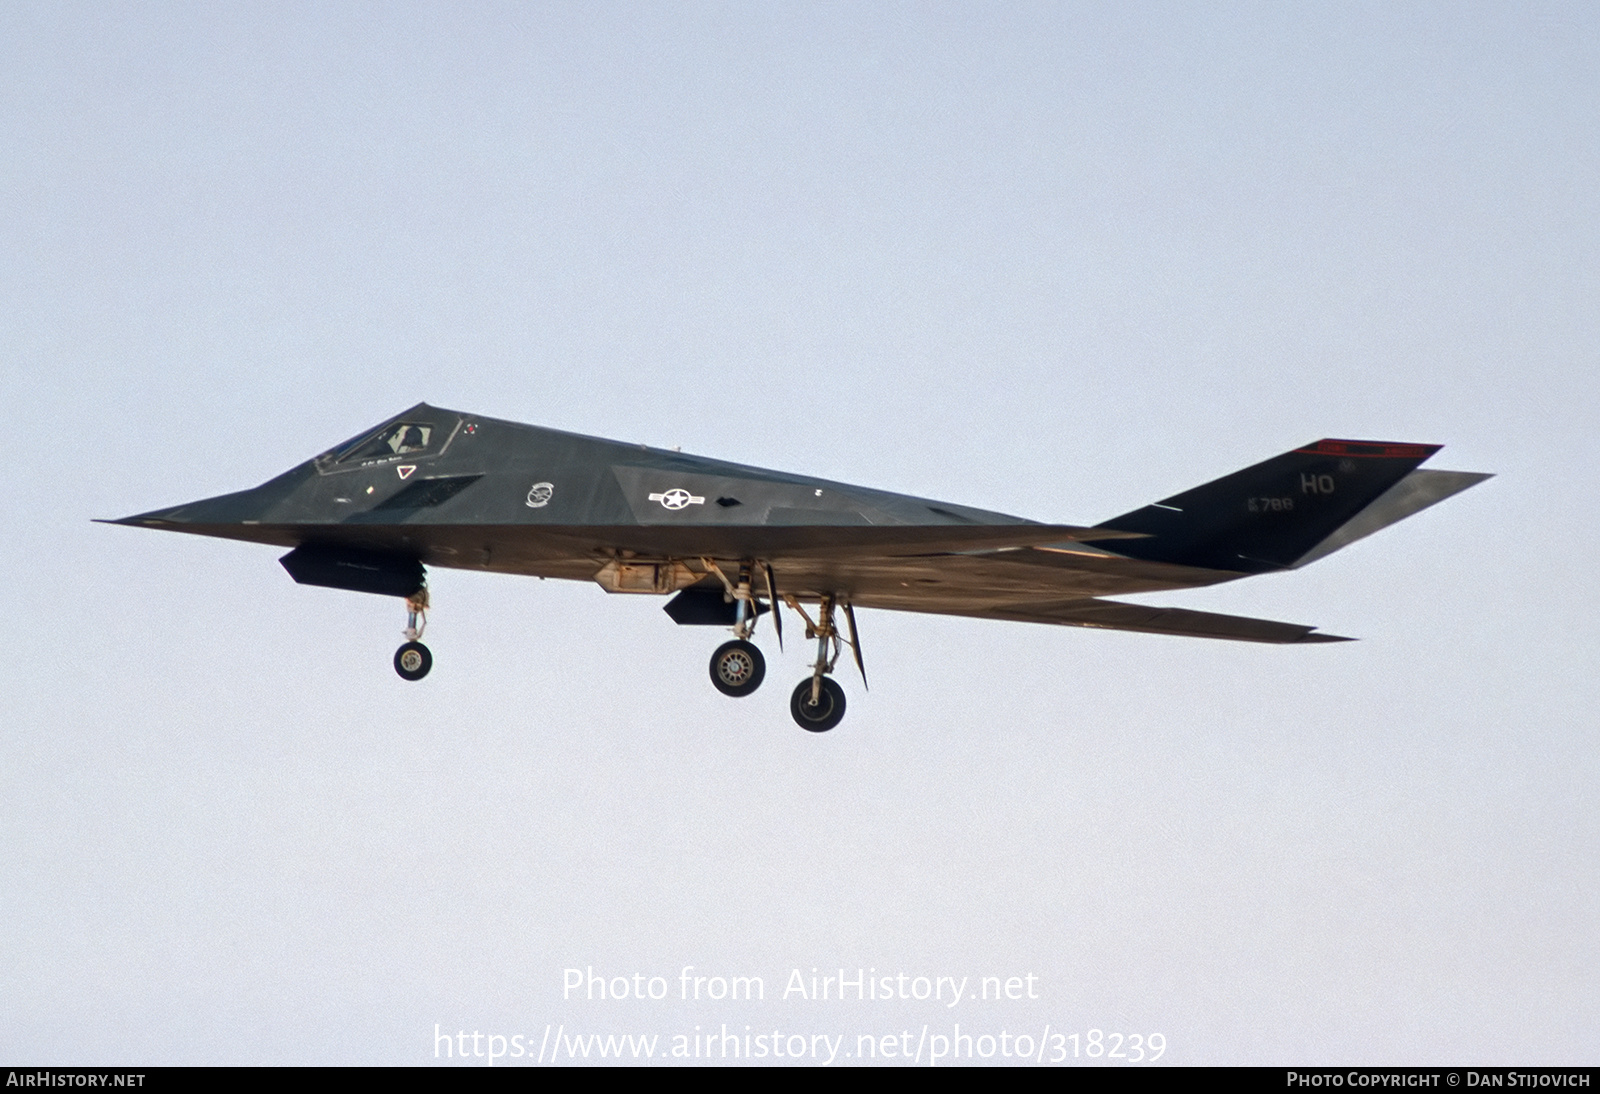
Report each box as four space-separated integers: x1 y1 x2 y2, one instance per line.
719 651 753 684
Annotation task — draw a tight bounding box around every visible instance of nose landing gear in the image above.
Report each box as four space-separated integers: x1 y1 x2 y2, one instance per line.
393 587 432 681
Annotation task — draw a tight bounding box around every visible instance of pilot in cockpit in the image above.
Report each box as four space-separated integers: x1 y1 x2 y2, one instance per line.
341 422 433 461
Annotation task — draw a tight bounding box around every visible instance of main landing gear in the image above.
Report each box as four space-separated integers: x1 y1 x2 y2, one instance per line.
784 593 864 733
704 561 770 698
791 676 846 732
698 560 865 733
393 587 432 681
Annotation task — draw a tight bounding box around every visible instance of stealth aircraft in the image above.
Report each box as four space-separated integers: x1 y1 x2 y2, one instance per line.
108 405 1489 731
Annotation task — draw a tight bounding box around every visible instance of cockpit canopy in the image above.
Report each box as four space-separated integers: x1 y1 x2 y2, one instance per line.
340 422 434 462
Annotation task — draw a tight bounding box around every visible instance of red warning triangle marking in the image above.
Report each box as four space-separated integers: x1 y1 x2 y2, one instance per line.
397 465 416 479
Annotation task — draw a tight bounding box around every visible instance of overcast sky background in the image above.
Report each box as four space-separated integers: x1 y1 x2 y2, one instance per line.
2 1 1596 1066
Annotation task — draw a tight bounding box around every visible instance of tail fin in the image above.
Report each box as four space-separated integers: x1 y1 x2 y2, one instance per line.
1097 439 1485 573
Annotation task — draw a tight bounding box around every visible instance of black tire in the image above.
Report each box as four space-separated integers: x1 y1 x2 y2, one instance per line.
790 676 846 732
394 641 432 681
709 639 765 697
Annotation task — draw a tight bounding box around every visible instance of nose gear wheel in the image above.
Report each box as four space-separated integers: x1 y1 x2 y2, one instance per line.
394 640 432 681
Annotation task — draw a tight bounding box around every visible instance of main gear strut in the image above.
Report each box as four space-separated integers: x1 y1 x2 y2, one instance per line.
703 559 767 697
783 593 863 732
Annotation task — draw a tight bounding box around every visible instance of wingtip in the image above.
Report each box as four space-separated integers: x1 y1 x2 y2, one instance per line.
1298 631 1356 644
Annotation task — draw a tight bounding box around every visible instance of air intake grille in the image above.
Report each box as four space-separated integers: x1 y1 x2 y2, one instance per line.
370 474 483 511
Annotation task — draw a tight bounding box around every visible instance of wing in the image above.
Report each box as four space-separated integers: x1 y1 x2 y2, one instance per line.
751 546 1350 644
876 592 1351 644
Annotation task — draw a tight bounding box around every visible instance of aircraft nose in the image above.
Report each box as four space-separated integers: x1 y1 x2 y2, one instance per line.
106 487 273 527
105 461 323 527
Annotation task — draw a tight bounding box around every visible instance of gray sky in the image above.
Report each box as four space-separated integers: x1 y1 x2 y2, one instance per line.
2 1 1596 1065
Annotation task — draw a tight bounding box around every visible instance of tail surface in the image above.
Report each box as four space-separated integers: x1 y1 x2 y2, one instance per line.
1097 439 1489 573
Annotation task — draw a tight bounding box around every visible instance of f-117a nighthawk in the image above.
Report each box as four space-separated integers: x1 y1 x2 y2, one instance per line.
108 405 1488 732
